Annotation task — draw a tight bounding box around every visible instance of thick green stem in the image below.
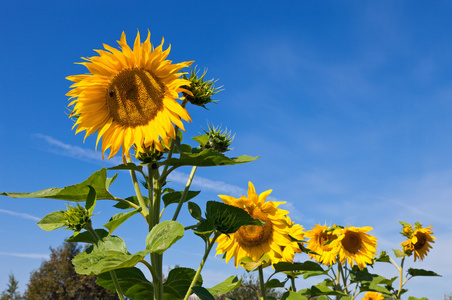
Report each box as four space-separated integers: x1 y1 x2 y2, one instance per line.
86 222 125 300
183 233 219 300
397 257 406 299
290 276 296 292
258 265 267 300
128 162 149 221
150 166 163 300
172 166 198 221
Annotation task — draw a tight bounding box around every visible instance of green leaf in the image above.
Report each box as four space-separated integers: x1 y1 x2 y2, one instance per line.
108 163 143 173
37 211 66 231
206 276 241 296
188 202 202 221
85 186 96 214
72 236 149 275
114 196 149 209
274 261 325 273
407 268 441 277
281 291 308 300
266 278 287 289
162 191 201 207
192 286 215 300
205 201 262 234
97 267 154 300
375 251 391 263
146 220 184 254
407 297 429 300
298 280 346 296
103 208 142 235
1 168 116 201
66 229 108 243
393 249 407 258
163 267 202 299
162 148 258 167
239 254 271 272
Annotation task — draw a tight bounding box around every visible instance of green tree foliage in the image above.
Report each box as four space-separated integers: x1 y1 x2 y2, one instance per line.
23 242 118 300
1 273 22 300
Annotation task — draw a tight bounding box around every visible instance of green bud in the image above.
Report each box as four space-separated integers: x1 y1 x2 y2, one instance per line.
182 67 222 109
61 203 92 235
193 123 234 153
134 145 164 164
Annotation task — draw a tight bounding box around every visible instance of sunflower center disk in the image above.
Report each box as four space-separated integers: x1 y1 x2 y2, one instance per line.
235 207 273 247
342 232 361 254
107 68 165 127
414 233 427 250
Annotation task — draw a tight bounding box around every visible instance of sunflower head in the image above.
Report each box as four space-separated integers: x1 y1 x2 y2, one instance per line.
214 182 303 268
67 30 193 162
330 226 378 270
305 224 339 266
362 291 384 300
400 222 435 261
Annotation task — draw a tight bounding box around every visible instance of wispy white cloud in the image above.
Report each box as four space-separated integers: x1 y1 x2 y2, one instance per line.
0 209 40 221
0 252 49 259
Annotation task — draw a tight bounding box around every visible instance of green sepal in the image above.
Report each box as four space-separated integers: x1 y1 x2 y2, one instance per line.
1 168 117 201
72 236 150 275
162 190 201 207
37 211 66 231
108 163 143 173
96 267 154 300
161 148 258 167
163 267 202 299
66 229 108 244
103 207 142 235
145 220 184 255
188 201 202 221
281 291 309 300
407 268 441 277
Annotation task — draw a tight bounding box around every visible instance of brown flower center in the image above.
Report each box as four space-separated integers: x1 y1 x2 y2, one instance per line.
106 68 164 126
342 231 361 254
235 206 273 247
414 232 427 250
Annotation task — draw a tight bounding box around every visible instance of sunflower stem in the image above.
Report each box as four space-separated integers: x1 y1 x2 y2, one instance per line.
86 222 125 300
150 166 164 300
127 160 149 222
258 265 267 300
183 232 219 300
172 166 197 221
396 257 406 299
290 276 296 292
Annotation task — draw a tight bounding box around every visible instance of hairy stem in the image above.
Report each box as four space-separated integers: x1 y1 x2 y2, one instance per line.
258 265 267 300
172 166 198 221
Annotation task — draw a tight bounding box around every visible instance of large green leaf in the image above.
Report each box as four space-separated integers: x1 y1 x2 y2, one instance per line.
281 291 309 300
103 208 142 235
206 276 241 296
274 261 324 273
146 220 184 254
163 267 202 299
162 190 201 207
192 287 215 300
162 148 258 167
108 163 143 173
97 267 154 300
1 168 116 201
72 236 150 275
66 229 108 244
37 211 66 231
407 268 441 277
114 195 149 209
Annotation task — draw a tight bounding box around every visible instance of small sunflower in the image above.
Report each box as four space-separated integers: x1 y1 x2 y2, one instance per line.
362 291 384 300
214 182 303 268
401 225 435 261
305 224 339 266
330 226 377 270
67 30 193 161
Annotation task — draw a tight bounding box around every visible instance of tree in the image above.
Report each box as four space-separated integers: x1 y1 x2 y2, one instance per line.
23 242 117 300
1 273 22 300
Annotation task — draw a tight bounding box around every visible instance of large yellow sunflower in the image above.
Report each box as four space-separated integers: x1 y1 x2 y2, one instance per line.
67 30 193 161
214 182 303 268
330 226 377 270
362 291 384 300
305 224 339 266
401 225 435 262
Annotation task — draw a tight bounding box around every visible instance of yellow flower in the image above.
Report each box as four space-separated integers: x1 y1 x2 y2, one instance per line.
330 226 377 270
214 182 303 268
67 31 193 161
305 224 339 266
362 291 384 300
401 225 435 261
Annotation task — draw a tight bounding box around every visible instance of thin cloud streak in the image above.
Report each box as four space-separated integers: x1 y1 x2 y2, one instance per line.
0 209 40 221
0 252 49 259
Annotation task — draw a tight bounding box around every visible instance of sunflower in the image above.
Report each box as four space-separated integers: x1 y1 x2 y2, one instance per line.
214 182 303 268
67 30 193 161
362 291 384 300
401 225 435 261
305 224 339 266
330 226 377 270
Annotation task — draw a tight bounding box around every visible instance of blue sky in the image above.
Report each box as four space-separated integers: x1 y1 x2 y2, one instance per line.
1 0 452 298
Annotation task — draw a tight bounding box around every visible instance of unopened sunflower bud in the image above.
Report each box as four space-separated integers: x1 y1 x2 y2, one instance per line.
196 124 234 153
182 68 222 108
134 145 163 164
62 203 91 234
